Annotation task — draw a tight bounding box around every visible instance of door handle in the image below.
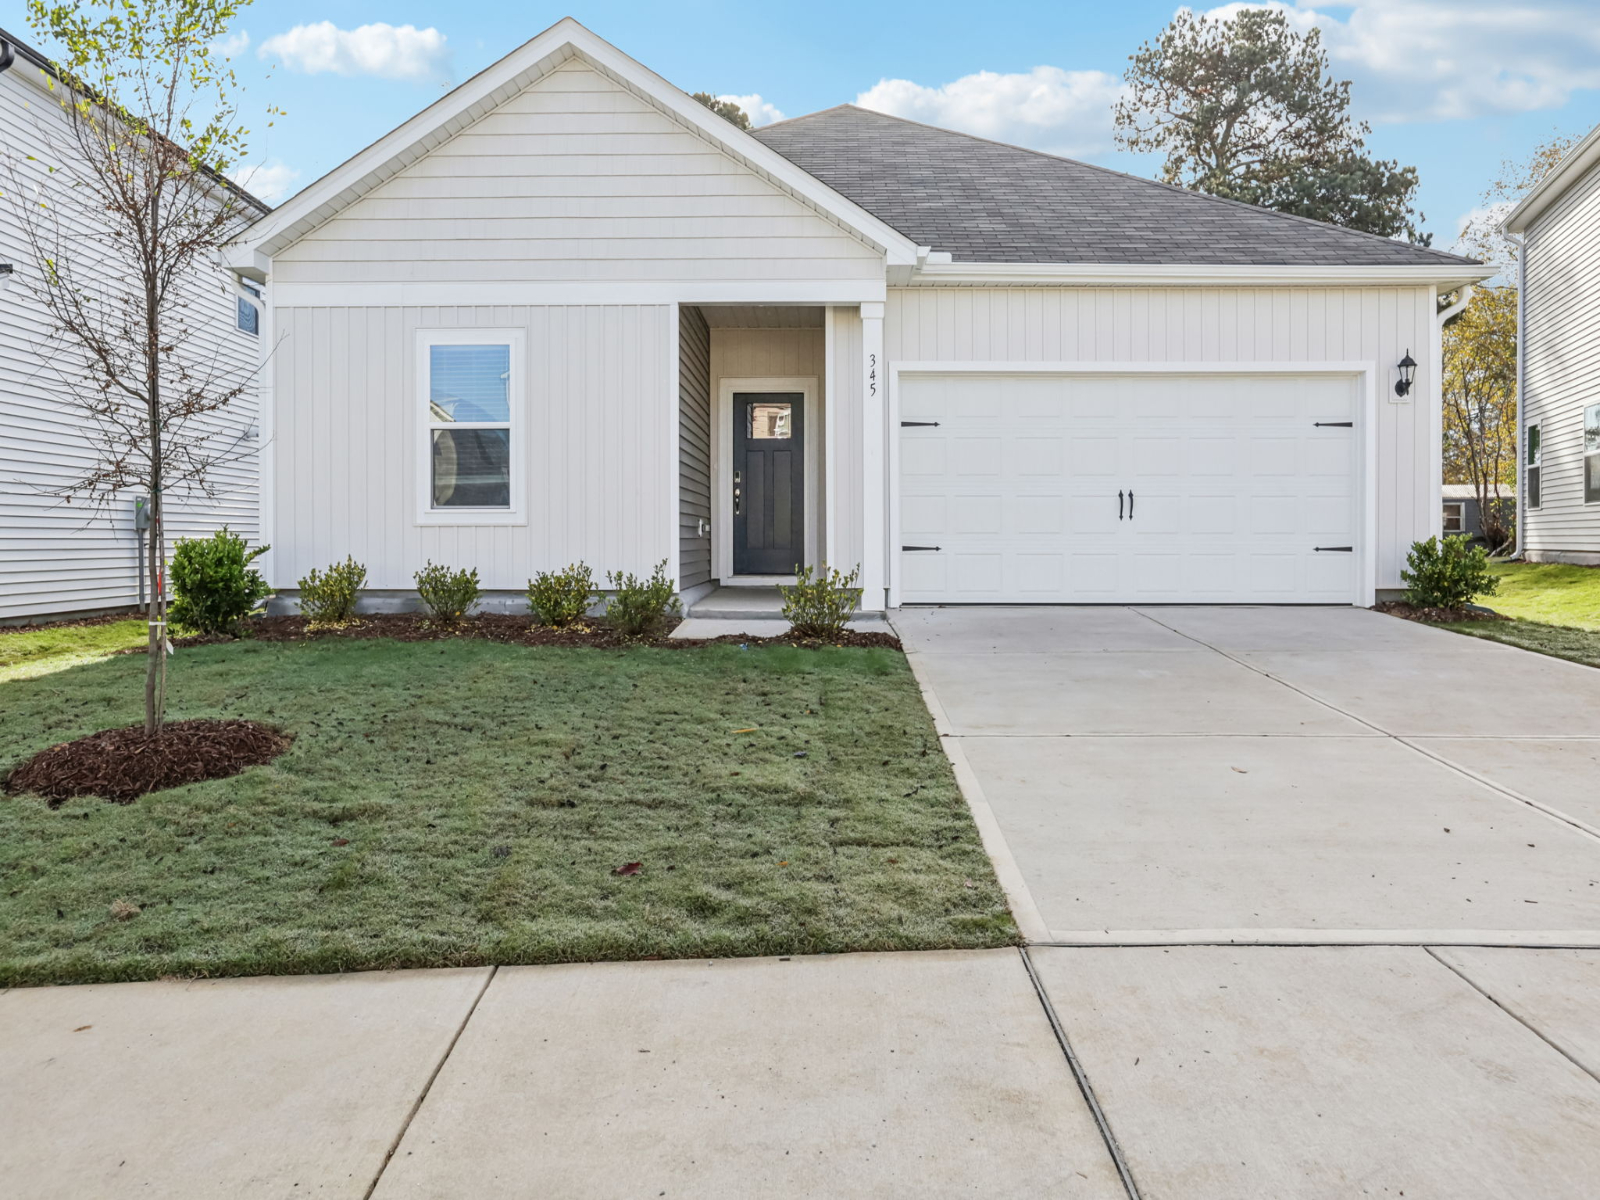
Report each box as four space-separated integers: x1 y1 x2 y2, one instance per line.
1118 490 1124 520
1128 490 1134 520
733 487 741 516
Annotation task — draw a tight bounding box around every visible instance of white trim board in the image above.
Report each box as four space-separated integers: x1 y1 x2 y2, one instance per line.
885 360 1379 609
712 376 820 581
267 281 889 310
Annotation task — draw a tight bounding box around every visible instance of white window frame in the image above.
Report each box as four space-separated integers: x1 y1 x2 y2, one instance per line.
1585 404 1600 505
231 278 262 338
1442 501 1465 534
1527 422 1542 511
415 328 525 527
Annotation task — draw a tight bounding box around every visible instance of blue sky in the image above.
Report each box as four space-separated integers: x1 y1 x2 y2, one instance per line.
5 1 1599 248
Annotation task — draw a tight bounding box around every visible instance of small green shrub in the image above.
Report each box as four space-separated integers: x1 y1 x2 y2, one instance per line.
415 561 481 624
297 556 366 626
779 564 863 639
527 562 597 627
605 560 680 637
1402 535 1500 610
167 528 271 636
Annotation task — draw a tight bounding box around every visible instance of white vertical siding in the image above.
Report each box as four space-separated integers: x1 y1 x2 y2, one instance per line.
678 305 712 587
885 286 1435 590
1522 160 1600 557
0 64 261 622
271 60 882 287
271 303 672 591
831 309 865 576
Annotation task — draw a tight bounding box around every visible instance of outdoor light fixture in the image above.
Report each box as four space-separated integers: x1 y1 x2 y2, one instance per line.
1394 350 1417 397
0 263 13 291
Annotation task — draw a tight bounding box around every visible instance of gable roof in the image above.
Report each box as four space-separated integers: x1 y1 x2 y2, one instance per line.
1503 118 1600 234
227 18 918 274
754 106 1478 271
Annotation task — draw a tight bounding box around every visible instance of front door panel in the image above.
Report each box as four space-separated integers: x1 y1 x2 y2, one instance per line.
733 393 804 576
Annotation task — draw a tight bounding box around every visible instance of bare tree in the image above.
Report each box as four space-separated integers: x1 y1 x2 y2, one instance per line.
3 0 270 732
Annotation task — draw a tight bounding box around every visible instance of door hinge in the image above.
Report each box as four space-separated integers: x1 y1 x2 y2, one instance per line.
901 545 941 552
1313 421 1354 428
1314 546 1354 552
900 420 941 427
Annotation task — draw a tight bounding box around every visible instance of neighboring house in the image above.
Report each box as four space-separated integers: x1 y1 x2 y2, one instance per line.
1441 483 1514 546
227 18 1488 613
0 28 269 623
1504 120 1600 566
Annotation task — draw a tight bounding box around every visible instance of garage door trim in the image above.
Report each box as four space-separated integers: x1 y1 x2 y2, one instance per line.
886 360 1379 608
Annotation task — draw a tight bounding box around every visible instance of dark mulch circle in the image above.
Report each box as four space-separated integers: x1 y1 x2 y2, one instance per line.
1374 601 1506 624
4 719 293 806
158 613 902 652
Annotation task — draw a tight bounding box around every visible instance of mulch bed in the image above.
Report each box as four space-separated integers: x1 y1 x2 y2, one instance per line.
1374 601 1506 624
159 613 902 652
4 719 292 806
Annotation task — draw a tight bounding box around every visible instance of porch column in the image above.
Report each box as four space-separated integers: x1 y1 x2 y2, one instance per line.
860 301 886 610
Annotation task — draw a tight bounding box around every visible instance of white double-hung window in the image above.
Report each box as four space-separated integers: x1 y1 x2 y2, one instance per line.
417 329 524 524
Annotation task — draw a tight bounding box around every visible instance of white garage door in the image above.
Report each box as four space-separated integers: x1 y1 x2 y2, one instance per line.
897 372 1361 604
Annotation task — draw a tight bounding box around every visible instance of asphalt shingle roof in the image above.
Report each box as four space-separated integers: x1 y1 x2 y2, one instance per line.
753 106 1477 269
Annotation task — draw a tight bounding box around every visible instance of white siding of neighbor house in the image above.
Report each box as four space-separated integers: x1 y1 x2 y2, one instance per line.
0 61 262 622
271 59 883 288
678 305 712 588
270 304 672 592
1522 158 1600 560
884 286 1437 591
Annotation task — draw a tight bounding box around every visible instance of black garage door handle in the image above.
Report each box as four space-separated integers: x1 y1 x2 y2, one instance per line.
902 545 941 552
1314 546 1354 552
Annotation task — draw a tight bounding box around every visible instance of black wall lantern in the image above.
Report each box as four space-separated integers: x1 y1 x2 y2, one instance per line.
1394 350 1417 397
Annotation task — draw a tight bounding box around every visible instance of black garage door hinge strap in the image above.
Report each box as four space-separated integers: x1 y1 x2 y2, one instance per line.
1314 546 1354 552
902 545 941 552
900 420 941 427
1314 421 1354 427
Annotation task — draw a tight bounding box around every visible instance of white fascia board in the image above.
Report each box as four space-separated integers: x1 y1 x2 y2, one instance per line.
227 17 916 266
1503 118 1600 234
268 279 888 308
908 261 1493 289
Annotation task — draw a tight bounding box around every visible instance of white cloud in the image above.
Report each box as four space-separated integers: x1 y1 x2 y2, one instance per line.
212 31 250 58
719 93 785 127
230 160 301 203
855 66 1123 158
1199 2 1600 122
258 22 450 82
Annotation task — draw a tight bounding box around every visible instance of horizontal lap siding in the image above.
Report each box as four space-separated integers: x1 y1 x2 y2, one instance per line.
271 304 671 590
272 60 881 286
678 306 712 588
885 286 1434 591
1523 164 1600 552
0 68 260 621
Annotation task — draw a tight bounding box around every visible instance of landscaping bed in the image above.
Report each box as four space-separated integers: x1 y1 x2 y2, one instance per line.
0 636 1013 986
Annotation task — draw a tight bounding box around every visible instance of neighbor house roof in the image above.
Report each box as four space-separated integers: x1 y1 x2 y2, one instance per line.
1442 484 1513 500
754 106 1480 270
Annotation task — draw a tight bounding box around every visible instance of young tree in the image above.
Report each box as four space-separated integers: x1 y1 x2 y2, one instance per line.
1114 8 1427 242
691 92 752 130
1442 287 1519 551
4 0 267 733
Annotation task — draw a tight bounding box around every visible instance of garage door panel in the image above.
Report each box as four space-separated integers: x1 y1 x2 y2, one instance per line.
898 372 1360 604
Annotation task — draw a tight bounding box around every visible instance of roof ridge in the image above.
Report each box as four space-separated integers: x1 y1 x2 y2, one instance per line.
758 104 1478 268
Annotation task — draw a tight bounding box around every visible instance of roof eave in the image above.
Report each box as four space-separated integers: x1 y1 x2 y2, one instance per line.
908 262 1494 289
228 18 918 268
1503 118 1600 234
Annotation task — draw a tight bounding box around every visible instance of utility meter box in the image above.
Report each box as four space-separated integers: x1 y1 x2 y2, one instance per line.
133 496 152 531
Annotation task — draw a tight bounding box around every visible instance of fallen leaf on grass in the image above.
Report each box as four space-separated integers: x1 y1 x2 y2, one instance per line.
331 837 350 847
963 879 977 889
613 861 643 876
732 727 758 734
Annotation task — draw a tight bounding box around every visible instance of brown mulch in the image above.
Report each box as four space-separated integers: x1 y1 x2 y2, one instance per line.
1374 601 1507 624
4 719 292 806
155 613 902 652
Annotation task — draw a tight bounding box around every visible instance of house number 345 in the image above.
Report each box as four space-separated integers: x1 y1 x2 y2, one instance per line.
868 352 877 398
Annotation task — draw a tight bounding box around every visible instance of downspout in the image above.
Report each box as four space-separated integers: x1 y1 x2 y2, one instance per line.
1436 284 1473 327
1510 234 1527 560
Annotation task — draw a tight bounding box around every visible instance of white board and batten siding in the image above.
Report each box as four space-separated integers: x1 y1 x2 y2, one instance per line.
0 60 262 622
884 287 1437 596
1522 158 1600 562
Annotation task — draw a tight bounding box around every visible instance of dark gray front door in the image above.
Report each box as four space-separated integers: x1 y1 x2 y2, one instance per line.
733 393 804 576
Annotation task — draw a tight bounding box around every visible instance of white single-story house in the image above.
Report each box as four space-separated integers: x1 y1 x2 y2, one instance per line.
0 26 269 623
228 17 1489 613
1504 120 1600 566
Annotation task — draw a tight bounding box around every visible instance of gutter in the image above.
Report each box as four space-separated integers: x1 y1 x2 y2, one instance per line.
1435 284 1473 327
0 38 12 286
909 261 1493 290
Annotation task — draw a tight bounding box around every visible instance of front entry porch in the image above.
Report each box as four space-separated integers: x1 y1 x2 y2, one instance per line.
673 584 889 638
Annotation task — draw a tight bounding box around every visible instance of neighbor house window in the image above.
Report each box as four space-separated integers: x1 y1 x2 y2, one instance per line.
235 280 261 336
1442 502 1464 534
1527 424 1542 509
417 329 523 524
1586 404 1600 504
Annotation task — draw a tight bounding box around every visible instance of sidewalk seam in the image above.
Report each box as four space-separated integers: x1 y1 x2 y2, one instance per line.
1423 947 1600 1088
363 965 498 1200
1019 947 1143 1200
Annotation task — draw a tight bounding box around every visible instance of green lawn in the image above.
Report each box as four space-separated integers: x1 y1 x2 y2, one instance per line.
1484 561 1600 630
0 617 146 683
0 637 1015 987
